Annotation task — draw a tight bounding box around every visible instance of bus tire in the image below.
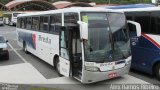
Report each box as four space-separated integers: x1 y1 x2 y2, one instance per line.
23 42 29 54
156 63 160 80
55 58 63 77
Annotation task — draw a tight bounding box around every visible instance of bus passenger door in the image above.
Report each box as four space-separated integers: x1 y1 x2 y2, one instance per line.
127 21 141 68
59 29 70 77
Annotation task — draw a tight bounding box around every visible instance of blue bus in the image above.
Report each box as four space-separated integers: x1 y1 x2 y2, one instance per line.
104 4 160 80
103 4 156 9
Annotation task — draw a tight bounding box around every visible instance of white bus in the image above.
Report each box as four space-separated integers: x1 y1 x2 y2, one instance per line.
3 12 23 26
16 7 141 83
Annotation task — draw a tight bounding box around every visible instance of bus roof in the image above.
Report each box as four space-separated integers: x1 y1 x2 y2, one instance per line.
3 11 25 14
103 4 160 12
114 7 160 12
104 4 156 9
18 7 124 17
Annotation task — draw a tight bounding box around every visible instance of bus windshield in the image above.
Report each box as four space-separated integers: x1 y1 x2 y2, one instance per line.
13 13 21 17
82 12 130 62
108 13 131 60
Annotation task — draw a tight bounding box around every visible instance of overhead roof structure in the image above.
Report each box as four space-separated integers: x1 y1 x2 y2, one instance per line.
52 1 71 5
5 0 56 11
0 2 7 11
53 1 93 9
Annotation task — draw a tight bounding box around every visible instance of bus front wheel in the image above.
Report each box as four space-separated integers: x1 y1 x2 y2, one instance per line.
156 63 160 80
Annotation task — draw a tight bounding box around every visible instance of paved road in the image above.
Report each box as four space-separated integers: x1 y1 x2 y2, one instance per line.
0 25 159 86
0 25 59 79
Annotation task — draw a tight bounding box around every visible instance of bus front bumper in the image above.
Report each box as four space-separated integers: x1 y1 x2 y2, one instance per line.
81 64 131 84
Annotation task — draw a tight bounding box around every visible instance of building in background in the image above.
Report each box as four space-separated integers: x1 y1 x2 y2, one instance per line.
5 0 56 11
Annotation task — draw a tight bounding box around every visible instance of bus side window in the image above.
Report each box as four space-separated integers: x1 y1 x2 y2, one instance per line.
17 18 21 28
32 17 40 31
151 11 160 34
21 17 26 29
49 14 62 34
40 16 49 32
128 23 137 37
134 15 150 34
26 17 31 30
50 15 55 33
64 12 78 27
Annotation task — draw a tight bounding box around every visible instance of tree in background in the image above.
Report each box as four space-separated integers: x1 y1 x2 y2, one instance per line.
0 0 11 4
1 0 152 4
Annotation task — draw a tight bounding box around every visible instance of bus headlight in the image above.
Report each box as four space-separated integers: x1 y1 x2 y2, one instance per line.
125 56 132 65
85 66 100 72
125 60 131 65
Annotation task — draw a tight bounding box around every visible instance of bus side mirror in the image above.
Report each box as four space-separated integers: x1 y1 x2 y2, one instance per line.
77 21 88 40
127 20 141 37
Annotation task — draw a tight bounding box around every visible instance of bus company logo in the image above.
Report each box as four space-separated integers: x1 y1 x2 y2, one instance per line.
32 34 36 49
38 35 51 44
100 62 114 67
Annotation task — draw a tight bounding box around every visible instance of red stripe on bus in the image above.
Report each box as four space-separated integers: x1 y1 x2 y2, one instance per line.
142 33 160 49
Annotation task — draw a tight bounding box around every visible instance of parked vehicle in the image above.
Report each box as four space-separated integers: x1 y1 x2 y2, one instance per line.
105 4 160 80
0 35 9 60
3 12 23 26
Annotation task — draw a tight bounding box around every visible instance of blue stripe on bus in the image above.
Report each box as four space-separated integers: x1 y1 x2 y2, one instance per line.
18 31 36 50
103 4 155 9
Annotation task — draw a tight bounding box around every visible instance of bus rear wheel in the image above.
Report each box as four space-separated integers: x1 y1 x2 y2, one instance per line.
55 58 63 77
156 63 160 80
23 42 29 54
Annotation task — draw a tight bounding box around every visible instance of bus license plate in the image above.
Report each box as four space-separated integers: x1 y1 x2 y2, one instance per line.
108 72 117 79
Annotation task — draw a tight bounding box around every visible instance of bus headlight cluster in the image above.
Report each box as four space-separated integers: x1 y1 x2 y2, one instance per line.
125 56 132 65
85 66 100 72
125 60 131 65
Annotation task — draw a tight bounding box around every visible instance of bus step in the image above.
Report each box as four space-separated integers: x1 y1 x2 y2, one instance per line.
74 70 82 79
74 75 81 80
78 70 82 75
77 71 82 79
